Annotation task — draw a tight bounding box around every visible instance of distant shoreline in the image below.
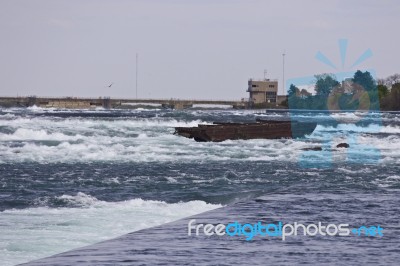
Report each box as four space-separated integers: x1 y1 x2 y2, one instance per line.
0 96 399 112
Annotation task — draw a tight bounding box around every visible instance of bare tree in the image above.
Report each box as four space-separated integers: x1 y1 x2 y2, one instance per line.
377 78 386 86
385 74 400 88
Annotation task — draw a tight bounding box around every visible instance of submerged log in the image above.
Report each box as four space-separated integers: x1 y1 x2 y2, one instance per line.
302 146 323 151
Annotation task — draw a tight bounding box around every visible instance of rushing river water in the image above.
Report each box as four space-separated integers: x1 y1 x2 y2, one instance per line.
0 107 399 265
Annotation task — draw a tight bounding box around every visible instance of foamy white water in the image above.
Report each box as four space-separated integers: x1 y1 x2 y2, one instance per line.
0 193 221 266
0 112 399 164
1 108 400 266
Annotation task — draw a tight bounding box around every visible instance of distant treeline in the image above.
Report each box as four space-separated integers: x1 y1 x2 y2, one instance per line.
283 71 400 111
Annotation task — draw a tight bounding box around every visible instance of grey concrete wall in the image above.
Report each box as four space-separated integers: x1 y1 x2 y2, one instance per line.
0 97 244 109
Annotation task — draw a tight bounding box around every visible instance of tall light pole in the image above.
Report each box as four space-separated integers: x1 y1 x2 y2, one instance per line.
136 53 138 99
282 52 285 95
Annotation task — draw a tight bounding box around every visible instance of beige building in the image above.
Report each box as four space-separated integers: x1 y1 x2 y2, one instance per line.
247 79 279 104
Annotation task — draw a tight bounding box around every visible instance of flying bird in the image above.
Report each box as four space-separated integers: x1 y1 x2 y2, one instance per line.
108 82 114 88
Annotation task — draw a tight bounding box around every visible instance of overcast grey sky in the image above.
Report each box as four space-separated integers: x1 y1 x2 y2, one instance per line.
0 0 399 99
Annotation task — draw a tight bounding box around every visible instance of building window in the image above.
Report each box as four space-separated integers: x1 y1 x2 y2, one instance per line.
252 84 258 88
266 91 276 103
269 85 275 88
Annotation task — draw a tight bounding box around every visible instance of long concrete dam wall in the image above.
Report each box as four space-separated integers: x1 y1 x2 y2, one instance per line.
0 96 246 109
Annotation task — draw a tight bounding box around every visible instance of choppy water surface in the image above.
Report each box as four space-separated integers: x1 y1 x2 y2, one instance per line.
0 107 399 265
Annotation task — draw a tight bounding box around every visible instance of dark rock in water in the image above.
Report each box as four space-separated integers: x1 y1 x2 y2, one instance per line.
336 143 350 148
302 146 322 151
